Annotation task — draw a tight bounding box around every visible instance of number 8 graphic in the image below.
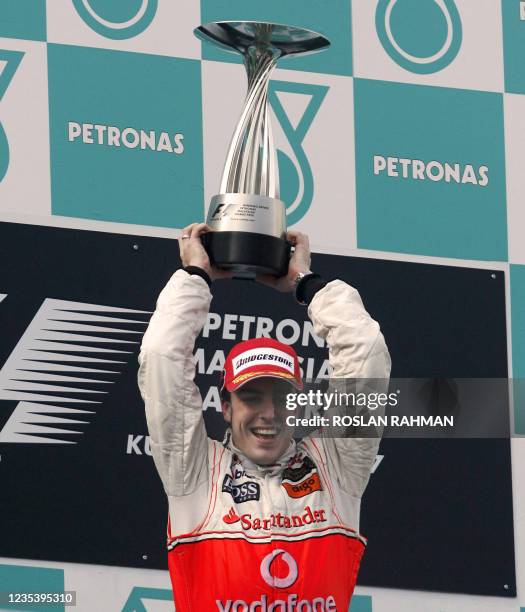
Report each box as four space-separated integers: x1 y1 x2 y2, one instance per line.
0 50 24 183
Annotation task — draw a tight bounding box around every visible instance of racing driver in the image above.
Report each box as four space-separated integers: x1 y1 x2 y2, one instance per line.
138 223 391 611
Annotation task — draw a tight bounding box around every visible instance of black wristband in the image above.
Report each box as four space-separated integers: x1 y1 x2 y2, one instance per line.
295 273 327 306
183 266 212 288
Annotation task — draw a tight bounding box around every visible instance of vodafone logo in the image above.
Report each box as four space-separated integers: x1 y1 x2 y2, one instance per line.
215 540 337 610
260 549 298 589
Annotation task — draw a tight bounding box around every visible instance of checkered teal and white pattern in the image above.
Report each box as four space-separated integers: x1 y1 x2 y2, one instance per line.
0 1 524 610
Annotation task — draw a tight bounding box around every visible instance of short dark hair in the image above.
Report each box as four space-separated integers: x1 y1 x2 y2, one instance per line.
220 387 231 403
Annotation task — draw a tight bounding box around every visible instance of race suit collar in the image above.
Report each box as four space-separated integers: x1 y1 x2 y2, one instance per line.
222 428 297 475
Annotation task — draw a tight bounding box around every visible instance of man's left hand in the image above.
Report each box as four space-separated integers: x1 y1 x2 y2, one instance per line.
256 230 311 292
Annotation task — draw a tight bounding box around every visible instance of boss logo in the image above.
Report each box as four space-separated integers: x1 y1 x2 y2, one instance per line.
222 475 260 504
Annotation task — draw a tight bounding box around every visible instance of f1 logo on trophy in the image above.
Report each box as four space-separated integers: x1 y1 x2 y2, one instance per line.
194 21 330 278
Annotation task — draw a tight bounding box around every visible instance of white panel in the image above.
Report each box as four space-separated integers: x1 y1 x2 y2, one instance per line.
46 0 200 61
354 585 519 611
352 0 504 92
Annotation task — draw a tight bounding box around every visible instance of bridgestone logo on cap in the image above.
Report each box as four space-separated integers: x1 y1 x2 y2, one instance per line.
232 348 294 376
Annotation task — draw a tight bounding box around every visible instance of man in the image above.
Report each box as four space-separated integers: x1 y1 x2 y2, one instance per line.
138 223 391 611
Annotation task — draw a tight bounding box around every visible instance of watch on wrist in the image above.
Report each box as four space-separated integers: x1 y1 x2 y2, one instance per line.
294 271 312 290
295 271 326 306
294 271 314 306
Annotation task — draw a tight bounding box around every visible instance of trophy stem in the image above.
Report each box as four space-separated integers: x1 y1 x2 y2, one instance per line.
220 47 281 199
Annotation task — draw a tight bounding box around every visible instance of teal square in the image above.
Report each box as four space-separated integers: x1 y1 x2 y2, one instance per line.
48 44 204 229
349 595 373 612
354 79 508 261
511 265 525 434
0 0 46 41
502 0 525 93
199 0 352 76
0 563 65 610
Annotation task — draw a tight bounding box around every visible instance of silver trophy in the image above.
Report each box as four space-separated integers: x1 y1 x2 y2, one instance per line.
194 21 330 278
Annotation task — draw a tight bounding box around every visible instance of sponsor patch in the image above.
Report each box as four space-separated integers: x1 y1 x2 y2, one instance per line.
222 505 327 531
282 455 317 483
232 347 295 376
222 474 260 504
229 456 246 479
283 473 322 499
282 456 322 498
223 507 240 525
231 371 294 387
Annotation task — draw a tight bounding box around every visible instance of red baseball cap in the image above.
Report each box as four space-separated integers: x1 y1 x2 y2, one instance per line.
222 337 303 392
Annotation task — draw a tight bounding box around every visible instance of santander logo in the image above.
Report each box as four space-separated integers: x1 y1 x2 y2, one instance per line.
222 506 327 531
223 507 240 524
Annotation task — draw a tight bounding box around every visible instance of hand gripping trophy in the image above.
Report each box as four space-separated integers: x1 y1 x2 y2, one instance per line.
194 21 330 278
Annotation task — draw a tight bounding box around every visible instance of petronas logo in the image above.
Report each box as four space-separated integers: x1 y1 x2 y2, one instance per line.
72 0 158 39
269 81 329 225
376 0 462 73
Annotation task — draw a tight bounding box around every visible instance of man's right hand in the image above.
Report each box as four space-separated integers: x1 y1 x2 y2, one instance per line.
178 223 231 282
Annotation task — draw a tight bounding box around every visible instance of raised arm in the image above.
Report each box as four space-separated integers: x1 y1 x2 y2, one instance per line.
307 280 391 499
258 231 391 500
137 223 228 496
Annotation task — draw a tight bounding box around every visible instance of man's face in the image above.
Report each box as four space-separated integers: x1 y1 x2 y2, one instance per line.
222 377 293 466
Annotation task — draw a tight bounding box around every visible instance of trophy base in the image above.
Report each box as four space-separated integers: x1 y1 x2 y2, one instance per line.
202 231 290 279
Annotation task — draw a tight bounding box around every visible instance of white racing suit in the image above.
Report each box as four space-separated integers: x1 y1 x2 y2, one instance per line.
138 270 391 611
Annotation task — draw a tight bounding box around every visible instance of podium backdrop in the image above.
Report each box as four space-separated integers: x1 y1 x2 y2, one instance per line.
1 2 524 611
0 223 515 598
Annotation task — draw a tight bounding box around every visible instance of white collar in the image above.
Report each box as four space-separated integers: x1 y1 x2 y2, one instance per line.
222 428 298 476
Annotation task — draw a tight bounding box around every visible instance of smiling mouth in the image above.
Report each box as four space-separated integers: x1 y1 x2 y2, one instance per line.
250 427 279 441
